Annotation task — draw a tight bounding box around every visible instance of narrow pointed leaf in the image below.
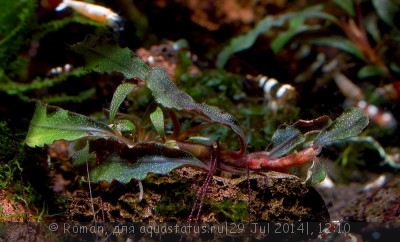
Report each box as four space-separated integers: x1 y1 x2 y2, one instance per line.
150 106 165 137
333 0 355 16
311 36 364 60
109 82 135 122
271 17 321 54
315 107 369 146
25 102 122 147
357 65 388 79
216 5 337 68
89 143 209 183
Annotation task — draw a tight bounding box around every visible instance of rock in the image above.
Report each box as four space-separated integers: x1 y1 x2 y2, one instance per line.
319 173 400 222
67 167 330 223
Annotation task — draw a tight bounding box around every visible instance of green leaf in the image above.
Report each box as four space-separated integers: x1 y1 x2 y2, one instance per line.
305 158 327 186
150 106 165 137
364 14 381 42
89 143 209 183
333 0 355 16
315 107 369 146
357 65 388 79
390 63 400 74
146 67 246 152
311 36 364 60
109 82 135 122
112 119 136 132
25 102 128 147
269 115 332 157
216 5 338 68
372 0 399 26
269 126 305 158
271 17 321 54
71 141 96 166
71 35 149 80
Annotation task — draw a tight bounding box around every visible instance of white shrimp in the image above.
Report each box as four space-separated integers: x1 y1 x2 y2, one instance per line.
56 0 122 27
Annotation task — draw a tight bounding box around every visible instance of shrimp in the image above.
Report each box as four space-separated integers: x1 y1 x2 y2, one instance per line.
56 0 122 27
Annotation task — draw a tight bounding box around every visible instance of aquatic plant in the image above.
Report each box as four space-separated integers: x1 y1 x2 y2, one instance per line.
24 36 369 221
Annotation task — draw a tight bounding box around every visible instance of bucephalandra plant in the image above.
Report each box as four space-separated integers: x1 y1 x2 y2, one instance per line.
25 35 369 221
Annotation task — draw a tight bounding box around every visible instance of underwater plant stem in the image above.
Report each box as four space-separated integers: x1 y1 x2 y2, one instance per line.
138 181 144 202
168 110 180 138
243 146 321 171
175 140 212 161
86 160 96 223
188 142 219 222
176 122 218 141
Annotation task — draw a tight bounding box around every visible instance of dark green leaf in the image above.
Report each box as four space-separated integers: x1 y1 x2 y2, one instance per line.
150 106 165 137
271 17 321 54
216 5 337 68
71 35 149 80
89 143 209 183
390 63 400 74
372 0 399 26
71 141 96 166
109 82 135 122
311 36 364 60
315 107 369 146
333 0 355 16
357 65 388 79
269 126 305 158
269 115 332 157
364 14 380 42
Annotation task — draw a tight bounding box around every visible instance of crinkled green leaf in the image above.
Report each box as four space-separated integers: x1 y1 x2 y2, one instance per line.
333 0 355 16
216 5 337 68
357 65 388 79
305 158 327 186
109 82 135 122
269 126 305 158
145 67 197 110
150 106 165 137
311 36 364 60
372 0 399 26
146 67 246 151
315 107 369 146
25 102 127 147
71 35 149 80
89 143 209 183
